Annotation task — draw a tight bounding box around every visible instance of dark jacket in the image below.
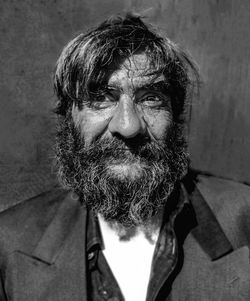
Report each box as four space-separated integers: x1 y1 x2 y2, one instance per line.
0 175 249 300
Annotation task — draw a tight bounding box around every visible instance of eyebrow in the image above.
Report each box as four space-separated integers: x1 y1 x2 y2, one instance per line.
104 80 169 92
138 80 169 92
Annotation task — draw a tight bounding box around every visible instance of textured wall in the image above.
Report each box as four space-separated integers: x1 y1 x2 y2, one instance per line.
1 0 250 208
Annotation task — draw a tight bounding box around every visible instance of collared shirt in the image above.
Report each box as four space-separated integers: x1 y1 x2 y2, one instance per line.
85 184 192 301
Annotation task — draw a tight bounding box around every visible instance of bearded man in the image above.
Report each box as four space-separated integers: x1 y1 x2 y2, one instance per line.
0 14 249 301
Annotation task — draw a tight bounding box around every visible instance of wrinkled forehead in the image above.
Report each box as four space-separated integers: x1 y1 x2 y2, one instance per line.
118 53 155 73
107 53 165 88
87 52 166 93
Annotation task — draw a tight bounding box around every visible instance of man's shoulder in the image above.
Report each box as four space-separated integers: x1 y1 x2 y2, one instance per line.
196 174 250 202
0 188 72 258
196 174 250 249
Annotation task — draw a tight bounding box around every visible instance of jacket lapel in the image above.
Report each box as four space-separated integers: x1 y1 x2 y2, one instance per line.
31 191 83 264
189 183 233 260
172 235 250 301
9 192 89 301
171 177 250 300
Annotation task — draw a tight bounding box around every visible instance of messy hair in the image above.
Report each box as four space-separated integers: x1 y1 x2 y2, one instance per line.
54 13 199 121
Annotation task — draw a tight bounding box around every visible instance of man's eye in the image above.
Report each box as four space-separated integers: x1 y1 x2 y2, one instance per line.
141 95 164 107
90 94 116 109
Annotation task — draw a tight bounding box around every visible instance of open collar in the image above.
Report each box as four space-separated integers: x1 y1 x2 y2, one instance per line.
29 175 234 265
83 180 234 262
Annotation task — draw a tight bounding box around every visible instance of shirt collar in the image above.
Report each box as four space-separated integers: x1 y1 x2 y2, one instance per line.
86 209 104 253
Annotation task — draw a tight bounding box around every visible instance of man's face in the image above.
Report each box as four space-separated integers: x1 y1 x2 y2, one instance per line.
56 52 188 227
72 53 172 180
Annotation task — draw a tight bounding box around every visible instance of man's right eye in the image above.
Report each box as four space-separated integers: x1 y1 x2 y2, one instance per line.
89 94 116 110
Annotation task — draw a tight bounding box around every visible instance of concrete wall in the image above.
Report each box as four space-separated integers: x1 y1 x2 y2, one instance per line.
1 0 250 208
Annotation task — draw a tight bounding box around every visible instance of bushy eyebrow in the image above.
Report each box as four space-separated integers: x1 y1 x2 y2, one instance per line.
138 80 169 92
87 79 170 99
104 80 170 93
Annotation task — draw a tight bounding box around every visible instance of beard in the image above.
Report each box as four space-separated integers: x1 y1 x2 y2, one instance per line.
55 113 189 227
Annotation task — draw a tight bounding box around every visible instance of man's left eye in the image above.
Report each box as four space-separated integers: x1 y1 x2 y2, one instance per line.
140 95 164 107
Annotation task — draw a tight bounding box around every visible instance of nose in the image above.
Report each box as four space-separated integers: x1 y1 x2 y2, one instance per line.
108 95 146 138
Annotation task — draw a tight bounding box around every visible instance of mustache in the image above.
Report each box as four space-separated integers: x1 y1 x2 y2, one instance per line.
76 135 168 163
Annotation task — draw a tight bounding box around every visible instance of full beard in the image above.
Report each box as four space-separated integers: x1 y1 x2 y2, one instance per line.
55 114 189 227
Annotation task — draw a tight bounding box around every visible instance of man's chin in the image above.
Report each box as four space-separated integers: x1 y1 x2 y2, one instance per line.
106 162 145 180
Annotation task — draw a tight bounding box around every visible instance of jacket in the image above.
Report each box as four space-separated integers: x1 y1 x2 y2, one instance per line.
0 174 249 300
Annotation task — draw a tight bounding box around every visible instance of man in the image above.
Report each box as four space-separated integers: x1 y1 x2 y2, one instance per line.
0 14 249 301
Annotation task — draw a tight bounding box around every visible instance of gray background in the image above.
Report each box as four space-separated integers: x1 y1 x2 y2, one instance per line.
1 0 250 209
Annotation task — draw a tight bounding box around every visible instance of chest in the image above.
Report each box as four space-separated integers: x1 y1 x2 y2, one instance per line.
102 231 157 301
4 230 250 301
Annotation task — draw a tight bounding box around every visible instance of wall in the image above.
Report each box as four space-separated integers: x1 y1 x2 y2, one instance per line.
1 0 250 208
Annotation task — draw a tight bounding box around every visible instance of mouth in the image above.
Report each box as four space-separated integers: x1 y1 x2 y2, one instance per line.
113 147 135 153
106 161 145 179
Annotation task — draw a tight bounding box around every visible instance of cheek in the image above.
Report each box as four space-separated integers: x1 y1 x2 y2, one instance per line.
72 107 113 146
143 110 172 140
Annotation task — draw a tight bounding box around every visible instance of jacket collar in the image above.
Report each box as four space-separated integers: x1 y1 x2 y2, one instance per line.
182 174 233 260
31 191 86 264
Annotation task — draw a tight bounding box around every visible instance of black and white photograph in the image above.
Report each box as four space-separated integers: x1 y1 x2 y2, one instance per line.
0 1 250 300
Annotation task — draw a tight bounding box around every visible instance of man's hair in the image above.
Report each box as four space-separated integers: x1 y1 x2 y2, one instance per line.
54 13 199 121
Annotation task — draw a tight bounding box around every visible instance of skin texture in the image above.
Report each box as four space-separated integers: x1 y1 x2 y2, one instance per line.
72 53 172 179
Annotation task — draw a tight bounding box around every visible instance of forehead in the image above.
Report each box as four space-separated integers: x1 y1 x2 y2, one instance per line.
107 53 164 88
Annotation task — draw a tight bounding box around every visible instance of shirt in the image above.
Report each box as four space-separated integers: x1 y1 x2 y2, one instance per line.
85 184 193 301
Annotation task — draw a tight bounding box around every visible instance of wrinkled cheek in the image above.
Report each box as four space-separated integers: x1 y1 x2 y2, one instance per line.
144 110 172 140
83 120 109 146
72 108 113 146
